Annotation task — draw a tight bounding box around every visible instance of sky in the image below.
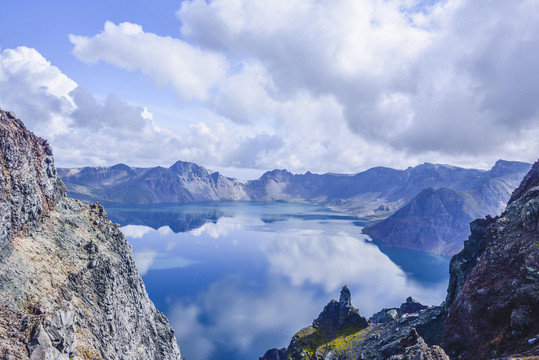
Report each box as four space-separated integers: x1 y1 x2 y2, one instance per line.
0 0 538 179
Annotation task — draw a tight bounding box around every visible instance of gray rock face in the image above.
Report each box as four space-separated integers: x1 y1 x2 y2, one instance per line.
0 110 182 360
444 217 491 309
0 110 65 250
27 311 76 360
387 329 449 360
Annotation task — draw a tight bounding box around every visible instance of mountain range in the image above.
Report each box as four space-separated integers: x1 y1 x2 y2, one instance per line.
58 159 531 256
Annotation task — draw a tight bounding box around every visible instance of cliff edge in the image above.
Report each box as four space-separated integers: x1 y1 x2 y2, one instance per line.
0 109 183 359
442 159 539 358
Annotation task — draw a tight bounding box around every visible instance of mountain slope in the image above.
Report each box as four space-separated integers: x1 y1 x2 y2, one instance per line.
363 160 532 256
59 160 531 219
363 188 475 256
0 110 183 359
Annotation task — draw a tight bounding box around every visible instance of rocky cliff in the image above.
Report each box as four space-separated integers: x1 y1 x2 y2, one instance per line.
442 159 539 359
0 109 183 359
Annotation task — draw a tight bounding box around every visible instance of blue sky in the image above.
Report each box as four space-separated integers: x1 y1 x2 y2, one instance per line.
1 0 538 178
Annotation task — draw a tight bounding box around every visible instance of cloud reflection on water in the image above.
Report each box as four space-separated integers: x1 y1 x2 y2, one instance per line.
168 276 323 360
119 203 449 360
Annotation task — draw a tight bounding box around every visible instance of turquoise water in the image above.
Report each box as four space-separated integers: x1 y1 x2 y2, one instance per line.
105 202 450 360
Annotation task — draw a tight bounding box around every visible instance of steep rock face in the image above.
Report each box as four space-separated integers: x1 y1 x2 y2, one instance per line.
444 217 492 309
442 159 539 359
0 110 65 250
0 110 182 360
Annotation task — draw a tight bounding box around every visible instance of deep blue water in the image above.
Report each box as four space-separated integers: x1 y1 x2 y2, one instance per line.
105 202 450 360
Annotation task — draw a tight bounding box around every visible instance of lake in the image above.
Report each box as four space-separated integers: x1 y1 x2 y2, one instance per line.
104 201 450 360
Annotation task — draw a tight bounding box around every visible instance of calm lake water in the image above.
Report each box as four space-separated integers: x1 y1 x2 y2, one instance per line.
104 202 450 360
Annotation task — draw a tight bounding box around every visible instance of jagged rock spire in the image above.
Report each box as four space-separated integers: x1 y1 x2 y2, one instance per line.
313 286 370 334
339 285 352 305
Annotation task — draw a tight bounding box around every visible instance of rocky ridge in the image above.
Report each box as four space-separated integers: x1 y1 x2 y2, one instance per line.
0 109 183 359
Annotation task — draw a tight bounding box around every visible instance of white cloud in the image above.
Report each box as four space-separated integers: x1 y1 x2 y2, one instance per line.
190 217 243 239
0 47 76 139
69 21 228 100
5 0 539 174
175 0 539 167
133 249 157 276
120 225 154 238
169 277 323 360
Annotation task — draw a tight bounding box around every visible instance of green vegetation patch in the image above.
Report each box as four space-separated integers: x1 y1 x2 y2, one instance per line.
290 324 371 359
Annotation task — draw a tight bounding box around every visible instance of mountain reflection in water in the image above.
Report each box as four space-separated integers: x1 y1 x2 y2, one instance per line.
106 202 449 360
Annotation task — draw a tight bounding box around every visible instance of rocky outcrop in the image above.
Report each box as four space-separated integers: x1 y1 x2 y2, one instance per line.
0 110 65 251
312 286 370 334
262 287 448 360
400 297 428 314
387 329 449 360
442 159 539 359
0 110 182 360
444 217 492 309
259 347 287 360
285 286 370 360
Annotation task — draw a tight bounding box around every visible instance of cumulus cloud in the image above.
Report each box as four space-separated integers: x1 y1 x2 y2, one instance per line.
0 47 76 139
175 0 539 166
69 21 228 100
0 46 296 172
6 0 539 174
